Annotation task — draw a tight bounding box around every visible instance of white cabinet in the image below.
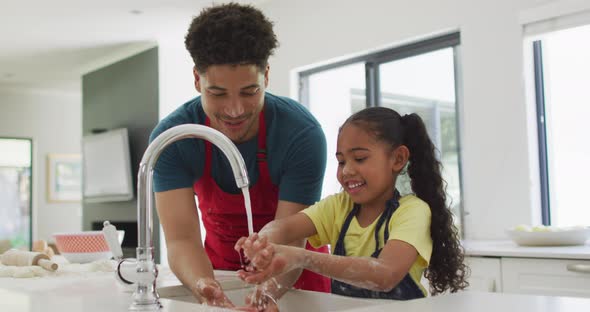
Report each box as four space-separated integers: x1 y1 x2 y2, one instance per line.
465 257 502 292
502 258 590 298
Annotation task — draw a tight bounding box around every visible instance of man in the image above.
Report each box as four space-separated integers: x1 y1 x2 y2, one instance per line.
150 3 329 309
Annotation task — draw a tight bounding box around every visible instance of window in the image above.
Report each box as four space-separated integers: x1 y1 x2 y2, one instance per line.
530 24 590 227
303 62 366 197
299 33 464 231
0 138 32 250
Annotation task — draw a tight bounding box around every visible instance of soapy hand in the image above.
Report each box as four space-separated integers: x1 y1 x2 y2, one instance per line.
234 233 294 285
194 277 235 308
195 277 261 311
243 282 280 312
235 233 274 271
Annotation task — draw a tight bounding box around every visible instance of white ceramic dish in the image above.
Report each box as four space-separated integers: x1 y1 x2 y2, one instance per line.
507 227 590 246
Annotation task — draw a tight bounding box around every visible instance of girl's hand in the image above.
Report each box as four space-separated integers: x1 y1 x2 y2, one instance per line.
235 233 274 271
238 244 295 284
194 277 235 308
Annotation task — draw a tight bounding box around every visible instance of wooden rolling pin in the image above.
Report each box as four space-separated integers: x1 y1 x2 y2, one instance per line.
32 240 55 258
0 249 58 271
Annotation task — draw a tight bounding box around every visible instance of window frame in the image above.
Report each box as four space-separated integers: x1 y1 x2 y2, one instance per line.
532 40 552 225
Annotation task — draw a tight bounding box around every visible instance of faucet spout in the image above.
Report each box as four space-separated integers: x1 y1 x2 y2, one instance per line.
129 124 250 310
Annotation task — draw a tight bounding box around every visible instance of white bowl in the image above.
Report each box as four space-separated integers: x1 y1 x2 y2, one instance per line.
507 226 590 246
53 231 124 263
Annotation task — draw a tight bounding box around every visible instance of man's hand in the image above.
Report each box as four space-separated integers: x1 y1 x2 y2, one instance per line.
194 277 235 308
244 280 281 312
194 277 272 311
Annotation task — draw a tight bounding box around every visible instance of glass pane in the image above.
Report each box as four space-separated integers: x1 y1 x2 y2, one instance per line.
542 24 590 227
378 48 463 229
0 138 32 250
0 139 31 167
306 63 366 197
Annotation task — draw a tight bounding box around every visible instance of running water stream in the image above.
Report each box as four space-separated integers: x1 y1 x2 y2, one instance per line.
240 186 280 310
241 187 253 235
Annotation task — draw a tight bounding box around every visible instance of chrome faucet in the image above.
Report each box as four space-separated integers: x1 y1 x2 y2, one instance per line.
125 124 250 310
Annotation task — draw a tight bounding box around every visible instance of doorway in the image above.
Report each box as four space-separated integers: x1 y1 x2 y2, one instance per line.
0 137 32 251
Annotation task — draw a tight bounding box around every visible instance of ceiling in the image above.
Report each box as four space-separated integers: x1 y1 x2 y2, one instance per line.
0 0 264 91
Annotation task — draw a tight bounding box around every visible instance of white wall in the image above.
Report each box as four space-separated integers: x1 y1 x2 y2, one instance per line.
0 87 82 242
258 0 559 239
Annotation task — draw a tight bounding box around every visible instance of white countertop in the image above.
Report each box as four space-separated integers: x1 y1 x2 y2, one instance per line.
2 278 590 312
1 260 590 312
0 262 242 312
463 240 590 259
349 291 590 312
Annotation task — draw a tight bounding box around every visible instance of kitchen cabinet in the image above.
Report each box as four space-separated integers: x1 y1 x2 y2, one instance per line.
463 240 590 297
501 257 590 298
465 256 502 292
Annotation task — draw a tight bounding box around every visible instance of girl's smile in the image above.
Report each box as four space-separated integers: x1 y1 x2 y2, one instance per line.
344 180 366 194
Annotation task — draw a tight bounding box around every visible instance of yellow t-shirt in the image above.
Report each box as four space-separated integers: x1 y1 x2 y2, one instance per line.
302 191 432 296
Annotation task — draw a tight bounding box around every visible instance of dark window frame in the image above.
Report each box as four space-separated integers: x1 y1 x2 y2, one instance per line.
532 40 552 225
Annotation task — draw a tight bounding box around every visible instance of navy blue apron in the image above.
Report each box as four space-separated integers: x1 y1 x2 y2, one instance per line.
331 191 425 300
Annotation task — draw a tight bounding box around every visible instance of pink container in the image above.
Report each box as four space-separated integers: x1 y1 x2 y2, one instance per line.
53 231 124 263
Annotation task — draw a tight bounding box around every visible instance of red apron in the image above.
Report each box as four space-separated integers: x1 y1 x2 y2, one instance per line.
193 110 330 292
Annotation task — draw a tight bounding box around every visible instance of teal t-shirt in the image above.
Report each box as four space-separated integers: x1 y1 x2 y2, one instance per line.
149 93 327 205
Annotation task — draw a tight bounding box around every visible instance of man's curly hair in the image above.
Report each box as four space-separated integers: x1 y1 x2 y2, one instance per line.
185 2 279 73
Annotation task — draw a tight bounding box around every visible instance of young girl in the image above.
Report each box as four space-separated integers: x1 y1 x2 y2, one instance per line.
235 107 468 301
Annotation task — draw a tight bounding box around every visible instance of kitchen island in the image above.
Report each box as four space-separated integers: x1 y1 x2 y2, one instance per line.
1 262 589 312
